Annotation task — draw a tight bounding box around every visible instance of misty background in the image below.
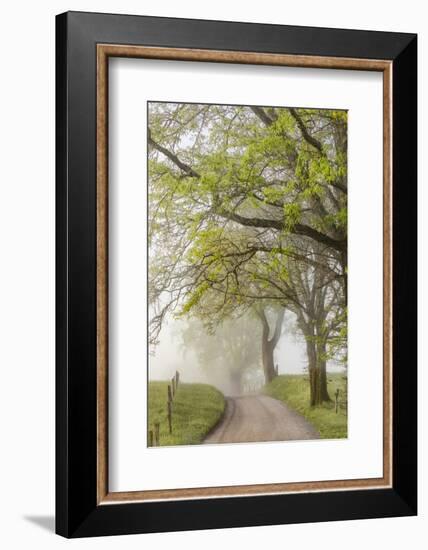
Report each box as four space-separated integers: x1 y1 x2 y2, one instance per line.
149 311 343 395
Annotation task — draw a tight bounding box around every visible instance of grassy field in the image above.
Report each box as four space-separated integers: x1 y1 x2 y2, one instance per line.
148 381 225 446
264 373 347 439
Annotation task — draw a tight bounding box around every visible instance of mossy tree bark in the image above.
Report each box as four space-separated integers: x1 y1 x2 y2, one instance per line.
258 308 285 384
298 316 331 407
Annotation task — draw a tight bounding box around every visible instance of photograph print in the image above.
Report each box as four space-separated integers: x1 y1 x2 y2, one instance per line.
147 101 348 447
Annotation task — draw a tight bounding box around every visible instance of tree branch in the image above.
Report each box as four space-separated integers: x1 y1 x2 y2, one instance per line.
148 131 200 178
149 130 346 253
288 108 323 153
329 179 347 194
216 208 345 252
250 106 276 126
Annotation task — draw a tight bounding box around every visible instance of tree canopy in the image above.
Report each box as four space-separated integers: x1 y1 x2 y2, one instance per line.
148 102 348 404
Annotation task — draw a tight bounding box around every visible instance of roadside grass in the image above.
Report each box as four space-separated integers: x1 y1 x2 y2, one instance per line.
263 373 348 439
148 381 225 446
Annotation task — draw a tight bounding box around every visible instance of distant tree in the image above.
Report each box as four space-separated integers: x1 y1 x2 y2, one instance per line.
180 315 262 394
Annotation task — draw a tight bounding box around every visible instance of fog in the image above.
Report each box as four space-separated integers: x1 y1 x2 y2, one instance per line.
149 311 342 395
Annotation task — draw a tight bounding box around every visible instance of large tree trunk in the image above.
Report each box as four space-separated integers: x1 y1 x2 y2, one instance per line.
305 335 318 407
262 338 276 383
341 249 348 306
259 308 285 384
316 339 331 403
300 319 331 406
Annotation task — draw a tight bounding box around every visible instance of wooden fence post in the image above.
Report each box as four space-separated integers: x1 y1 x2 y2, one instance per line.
171 377 176 397
335 389 340 414
154 422 160 446
167 401 172 434
167 384 172 403
149 430 154 447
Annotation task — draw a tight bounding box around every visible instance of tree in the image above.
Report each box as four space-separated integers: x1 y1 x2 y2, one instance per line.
148 102 347 404
180 315 263 394
256 307 285 383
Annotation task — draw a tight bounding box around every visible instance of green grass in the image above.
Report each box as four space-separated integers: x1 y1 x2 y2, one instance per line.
148 381 225 446
264 373 347 439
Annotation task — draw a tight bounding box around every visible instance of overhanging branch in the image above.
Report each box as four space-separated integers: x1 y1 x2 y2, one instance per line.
288 108 323 153
148 131 200 178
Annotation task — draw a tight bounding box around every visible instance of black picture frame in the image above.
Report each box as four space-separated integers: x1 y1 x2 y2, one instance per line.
56 10 417 538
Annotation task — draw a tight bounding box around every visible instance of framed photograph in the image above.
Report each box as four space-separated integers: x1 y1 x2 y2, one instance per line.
56 11 417 538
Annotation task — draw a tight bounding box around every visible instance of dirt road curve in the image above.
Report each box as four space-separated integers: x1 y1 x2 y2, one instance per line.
204 395 320 444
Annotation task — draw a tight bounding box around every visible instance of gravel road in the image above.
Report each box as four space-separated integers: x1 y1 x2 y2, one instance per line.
204 394 320 444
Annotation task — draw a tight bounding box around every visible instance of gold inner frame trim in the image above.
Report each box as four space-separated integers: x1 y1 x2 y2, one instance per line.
96 44 393 505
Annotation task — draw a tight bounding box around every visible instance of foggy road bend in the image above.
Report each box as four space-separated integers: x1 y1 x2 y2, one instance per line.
204 395 320 444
